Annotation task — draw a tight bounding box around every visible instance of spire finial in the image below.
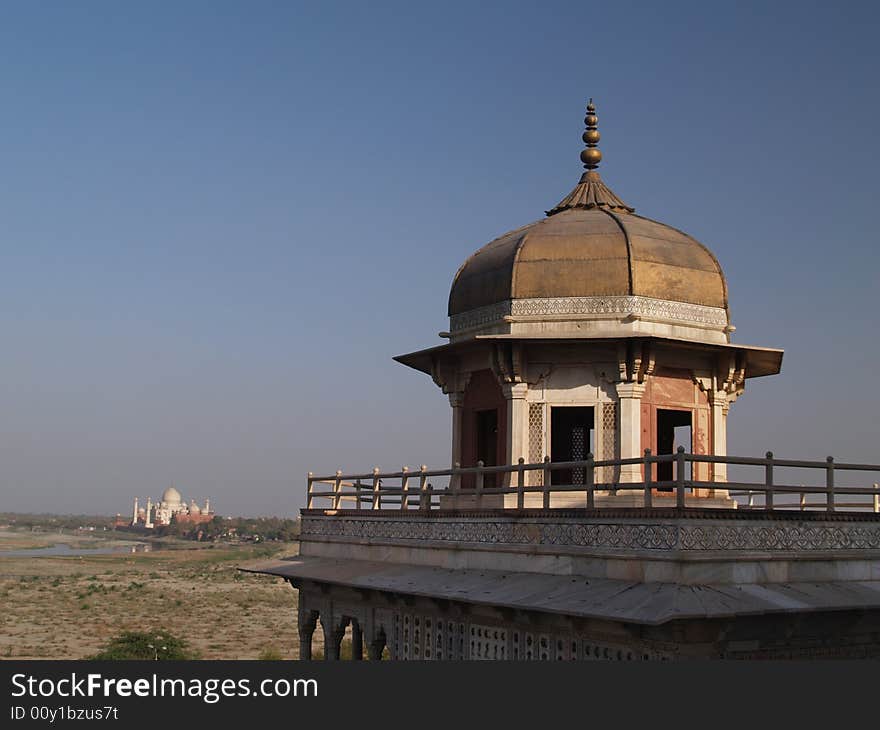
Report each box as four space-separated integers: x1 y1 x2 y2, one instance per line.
545 98 633 216
580 98 601 170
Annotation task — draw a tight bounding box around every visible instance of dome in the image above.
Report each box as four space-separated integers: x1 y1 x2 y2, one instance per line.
162 487 182 505
447 102 731 345
190 501 201 514
449 206 727 315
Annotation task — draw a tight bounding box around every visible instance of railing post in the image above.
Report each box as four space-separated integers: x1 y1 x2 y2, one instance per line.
643 448 653 509
516 457 525 510
333 470 343 510
586 452 595 509
765 452 774 511
800 490 806 511
307 472 314 509
400 466 410 511
675 446 686 509
355 479 362 512
874 483 879 514
371 467 381 510
452 462 461 510
542 456 551 509
475 461 484 508
419 465 429 512
826 456 835 513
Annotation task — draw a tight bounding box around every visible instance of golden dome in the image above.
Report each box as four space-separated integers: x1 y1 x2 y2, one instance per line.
447 100 730 342
448 207 728 315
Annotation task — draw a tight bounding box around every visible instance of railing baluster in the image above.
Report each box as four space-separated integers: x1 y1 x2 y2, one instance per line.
826 456 835 513
800 490 806 511
874 483 879 514
475 461 484 508
643 448 653 509
586 452 595 509
307 472 314 509
355 478 362 512
676 446 686 509
400 466 410 511
371 467 381 510
765 452 774 511
543 456 551 509
419 465 429 512
333 470 343 510
516 457 525 510
452 462 461 510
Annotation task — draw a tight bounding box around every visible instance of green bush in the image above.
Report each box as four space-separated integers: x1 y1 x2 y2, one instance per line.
88 630 197 660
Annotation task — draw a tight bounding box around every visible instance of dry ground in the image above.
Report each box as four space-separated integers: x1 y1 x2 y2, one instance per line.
0 530 317 660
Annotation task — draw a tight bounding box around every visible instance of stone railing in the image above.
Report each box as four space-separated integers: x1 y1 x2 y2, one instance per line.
306 448 880 514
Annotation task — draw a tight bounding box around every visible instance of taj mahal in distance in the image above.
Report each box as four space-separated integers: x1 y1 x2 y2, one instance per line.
117 487 215 529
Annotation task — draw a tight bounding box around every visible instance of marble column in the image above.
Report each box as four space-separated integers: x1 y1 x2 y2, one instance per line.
502 382 529 466
616 382 646 484
710 390 729 483
449 391 465 468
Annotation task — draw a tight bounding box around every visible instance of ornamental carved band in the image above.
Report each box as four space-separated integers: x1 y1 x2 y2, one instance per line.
302 516 880 552
449 296 728 332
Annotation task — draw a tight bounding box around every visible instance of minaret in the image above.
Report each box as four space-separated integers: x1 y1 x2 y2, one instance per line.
204 498 211 514
131 497 139 526
145 497 153 528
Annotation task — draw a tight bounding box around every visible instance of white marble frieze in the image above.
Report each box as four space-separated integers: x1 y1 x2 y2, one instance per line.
301 515 880 553
449 295 729 332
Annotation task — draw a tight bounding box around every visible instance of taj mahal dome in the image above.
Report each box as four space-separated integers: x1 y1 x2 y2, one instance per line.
127 486 214 529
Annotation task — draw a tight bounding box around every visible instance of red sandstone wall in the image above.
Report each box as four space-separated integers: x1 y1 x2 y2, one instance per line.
641 367 712 480
460 369 507 472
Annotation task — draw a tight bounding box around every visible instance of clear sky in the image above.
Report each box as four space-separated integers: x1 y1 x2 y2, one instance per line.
0 1 878 517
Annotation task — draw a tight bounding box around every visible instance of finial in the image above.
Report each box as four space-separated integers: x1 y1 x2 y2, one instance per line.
546 98 633 215
580 98 601 170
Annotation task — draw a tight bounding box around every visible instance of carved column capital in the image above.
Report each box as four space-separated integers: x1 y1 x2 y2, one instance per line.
448 391 466 408
501 382 529 400
615 381 647 399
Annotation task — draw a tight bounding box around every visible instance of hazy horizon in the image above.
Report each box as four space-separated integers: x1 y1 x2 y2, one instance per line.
1 1 878 517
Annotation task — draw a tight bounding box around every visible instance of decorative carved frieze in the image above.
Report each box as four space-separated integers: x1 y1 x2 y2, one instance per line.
301 516 880 553
449 296 729 333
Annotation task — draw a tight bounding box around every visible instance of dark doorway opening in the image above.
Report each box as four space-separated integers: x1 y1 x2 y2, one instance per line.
475 409 499 488
550 406 594 486
656 409 692 484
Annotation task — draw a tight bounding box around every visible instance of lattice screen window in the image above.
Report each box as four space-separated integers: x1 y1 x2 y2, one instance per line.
469 625 508 660
528 403 544 486
602 402 618 484
572 425 586 485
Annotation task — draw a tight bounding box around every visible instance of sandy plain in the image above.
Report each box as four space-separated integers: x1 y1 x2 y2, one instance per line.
0 529 319 660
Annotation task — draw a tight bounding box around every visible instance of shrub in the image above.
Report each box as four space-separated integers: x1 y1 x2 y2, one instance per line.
88 630 196 660
258 648 283 660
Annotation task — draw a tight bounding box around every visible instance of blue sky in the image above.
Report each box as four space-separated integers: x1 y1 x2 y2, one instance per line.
0 1 878 516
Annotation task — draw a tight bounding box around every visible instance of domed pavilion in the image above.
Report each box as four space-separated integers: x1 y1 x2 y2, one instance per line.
395 100 782 506
251 100 880 662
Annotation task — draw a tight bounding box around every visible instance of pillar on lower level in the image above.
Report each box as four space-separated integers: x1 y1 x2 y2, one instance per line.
350 619 363 661
368 634 385 660
297 609 318 661
322 618 346 661
616 381 646 483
